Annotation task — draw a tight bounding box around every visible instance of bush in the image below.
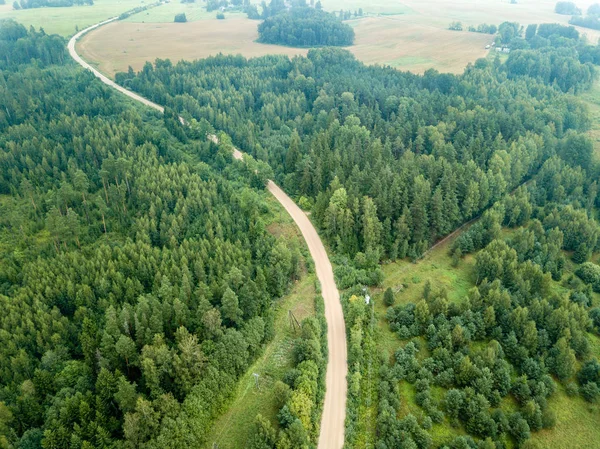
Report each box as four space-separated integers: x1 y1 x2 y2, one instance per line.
566 382 579 396
581 382 600 402
575 262 600 292
555 1 582 15
174 13 187 23
216 12 225 19
384 287 395 306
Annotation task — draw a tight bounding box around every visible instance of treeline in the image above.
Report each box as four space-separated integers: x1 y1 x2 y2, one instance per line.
258 7 355 47
0 21 303 448
12 0 92 9
468 23 497 34
567 2 600 29
555 1 581 15
497 22 597 93
0 19 65 67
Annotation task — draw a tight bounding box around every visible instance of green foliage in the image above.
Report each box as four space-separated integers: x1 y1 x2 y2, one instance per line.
575 262 600 291
555 1 582 15
118 31 594 263
258 7 355 47
0 24 302 448
13 0 92 9
448 21 463 31
383 287 395 306
174 13 187 22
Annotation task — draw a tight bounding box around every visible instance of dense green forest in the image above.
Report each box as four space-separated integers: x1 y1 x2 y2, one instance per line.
0 20 308 449
117 21 600 448
11 0 92 10
257 7 355 47
118 22 595 266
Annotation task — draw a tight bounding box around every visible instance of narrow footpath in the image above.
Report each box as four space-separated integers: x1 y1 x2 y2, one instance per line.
68 21 347 449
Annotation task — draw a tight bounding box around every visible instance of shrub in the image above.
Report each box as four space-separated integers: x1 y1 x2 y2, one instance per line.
555 1 582 15
575 262 600 292
174 13 187 23
216 12 225 19
581 382 600 402
384 287 395 306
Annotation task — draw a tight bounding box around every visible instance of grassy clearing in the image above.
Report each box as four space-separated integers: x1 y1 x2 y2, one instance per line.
375 219 600 448
531 384 600 449
381 238 474 307
0 0 144 36
205 274 316 449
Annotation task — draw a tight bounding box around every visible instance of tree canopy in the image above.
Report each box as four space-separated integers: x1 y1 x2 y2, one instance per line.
258 7 355 47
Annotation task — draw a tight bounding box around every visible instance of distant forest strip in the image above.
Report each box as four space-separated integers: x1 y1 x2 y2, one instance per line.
12 0 93 10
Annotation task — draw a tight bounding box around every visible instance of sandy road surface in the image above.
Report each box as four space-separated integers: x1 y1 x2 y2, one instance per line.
267 181 347 449
69 20 347 449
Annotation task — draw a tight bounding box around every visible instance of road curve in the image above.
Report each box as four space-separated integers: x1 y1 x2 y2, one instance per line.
69 21 347 449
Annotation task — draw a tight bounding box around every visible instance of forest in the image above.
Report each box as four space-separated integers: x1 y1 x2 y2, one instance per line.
0 20 307 449
11 0 92 9
257 7 355 47
117 20 600 448
2 7 600 448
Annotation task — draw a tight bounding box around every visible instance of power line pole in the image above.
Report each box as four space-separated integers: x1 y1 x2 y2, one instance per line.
289 310 301 333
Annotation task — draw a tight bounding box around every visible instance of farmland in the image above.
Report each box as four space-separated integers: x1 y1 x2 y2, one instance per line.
74 0 600 78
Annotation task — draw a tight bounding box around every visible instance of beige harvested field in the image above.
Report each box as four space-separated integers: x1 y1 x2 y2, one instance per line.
77 0 600 78
78 15 491 77
77 19 308 77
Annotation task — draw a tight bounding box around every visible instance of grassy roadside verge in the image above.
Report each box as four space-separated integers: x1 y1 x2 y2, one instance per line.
204 194 319 448
205 274 317 449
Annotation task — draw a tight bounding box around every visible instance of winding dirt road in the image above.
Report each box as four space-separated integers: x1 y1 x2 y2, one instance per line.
69 21 347 449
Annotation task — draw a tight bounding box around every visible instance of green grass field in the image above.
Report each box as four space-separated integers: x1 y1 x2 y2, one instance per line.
0 0 145 36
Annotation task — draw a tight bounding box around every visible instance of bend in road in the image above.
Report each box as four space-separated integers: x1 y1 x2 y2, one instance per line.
68 21 347 449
